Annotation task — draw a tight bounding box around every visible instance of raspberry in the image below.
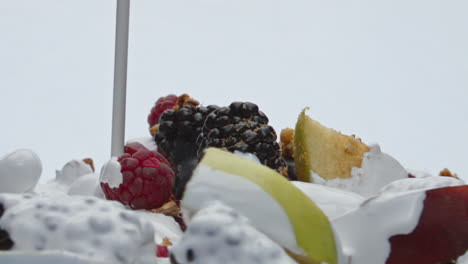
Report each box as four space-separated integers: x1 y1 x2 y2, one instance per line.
148 94 178 135
197 102 288 178
124 141 151 155
156 245 169 258
101 144 175 210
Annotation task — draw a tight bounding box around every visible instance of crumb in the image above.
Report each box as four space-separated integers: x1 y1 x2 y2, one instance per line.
173 94 200 111
151 201 181 217
439 168 459 179
280 128 294 159
82 158 95 172
162 237 173 246
150 124 159 136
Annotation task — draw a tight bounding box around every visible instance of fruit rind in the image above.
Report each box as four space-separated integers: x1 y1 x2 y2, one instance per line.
294 109 312 182
195 148 339 264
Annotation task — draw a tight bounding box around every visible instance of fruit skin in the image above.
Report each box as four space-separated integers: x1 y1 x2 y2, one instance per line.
148 94 178 135
183 148 341 264
197 102 288 178
100 146 175 210
155 104 219 199
294 108 369 182
387 185 468 264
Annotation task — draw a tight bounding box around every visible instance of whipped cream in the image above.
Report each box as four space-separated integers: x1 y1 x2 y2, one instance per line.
99 157 122 189
0 251 105 264
35 159 100 196
0 193 181 264
333 190 426 263
458 251 468 264
0 149 42 193
55 160 93 186
233 150 261 164
67 172 105 198
292 181 364 220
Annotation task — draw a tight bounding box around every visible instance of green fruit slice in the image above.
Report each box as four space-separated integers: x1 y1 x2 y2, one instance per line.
183 148 340 264
294 108 369 182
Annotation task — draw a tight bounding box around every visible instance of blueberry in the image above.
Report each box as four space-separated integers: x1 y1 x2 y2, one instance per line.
170 254 180 264
186 248 195 262
43 216 59 231
84 198 96 205
88 217 113 234
0 230 14 250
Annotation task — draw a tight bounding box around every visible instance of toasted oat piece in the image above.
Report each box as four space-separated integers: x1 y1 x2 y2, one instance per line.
280 128 295 160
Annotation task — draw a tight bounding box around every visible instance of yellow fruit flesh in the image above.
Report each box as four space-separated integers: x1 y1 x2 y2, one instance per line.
294 109 369 182
201 148 338 264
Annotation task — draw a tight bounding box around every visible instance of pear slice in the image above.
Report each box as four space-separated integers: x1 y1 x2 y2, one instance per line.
294 108 370 182
182 148 342 264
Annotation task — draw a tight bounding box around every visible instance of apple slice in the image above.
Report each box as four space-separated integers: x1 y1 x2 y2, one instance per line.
182 148 343 264
387 185 468 264
294 108 369 182
333 185 468 263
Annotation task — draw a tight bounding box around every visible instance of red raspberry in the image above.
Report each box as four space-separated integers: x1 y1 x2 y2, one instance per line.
124 141 151 155
148 94 178 134
156 245 169 258
101 144 175 210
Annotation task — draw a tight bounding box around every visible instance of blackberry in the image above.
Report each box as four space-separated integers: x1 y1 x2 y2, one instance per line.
155 103 219 198
197 102 288 177
0 203 14 250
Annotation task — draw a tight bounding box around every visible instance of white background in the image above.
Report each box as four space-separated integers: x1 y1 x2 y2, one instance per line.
1 1 467 182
